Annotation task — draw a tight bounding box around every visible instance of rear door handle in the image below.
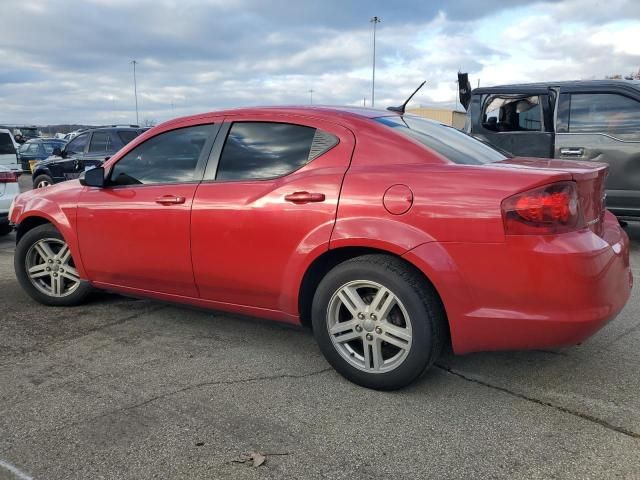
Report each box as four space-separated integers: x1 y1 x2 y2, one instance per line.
560 147 584 157
284 191 326 204
155 195 186 205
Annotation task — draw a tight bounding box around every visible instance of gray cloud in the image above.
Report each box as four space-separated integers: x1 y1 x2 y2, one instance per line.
0 0 638 125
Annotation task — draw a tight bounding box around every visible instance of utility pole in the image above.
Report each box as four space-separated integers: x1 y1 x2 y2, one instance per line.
131 60 139 125
308 89 314 105
363 96 366 107
370 16 381 108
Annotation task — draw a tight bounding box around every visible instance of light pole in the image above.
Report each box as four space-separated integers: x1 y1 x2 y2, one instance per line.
370 16 381 108
130 60 139 125
308 89 314 105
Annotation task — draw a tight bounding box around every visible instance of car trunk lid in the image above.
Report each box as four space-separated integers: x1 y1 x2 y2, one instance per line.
493 157 608 236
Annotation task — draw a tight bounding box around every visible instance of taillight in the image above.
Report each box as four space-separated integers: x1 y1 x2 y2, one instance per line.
502 181 583 235
0 171 17 183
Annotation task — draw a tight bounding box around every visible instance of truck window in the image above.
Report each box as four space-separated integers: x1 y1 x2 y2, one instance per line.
568 93 640 135
482 95 542 132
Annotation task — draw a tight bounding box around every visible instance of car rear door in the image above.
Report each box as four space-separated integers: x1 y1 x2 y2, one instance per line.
470 88 554 157
83 130 114 171
555 86 640 215
76 121 220 296
191 115 355 314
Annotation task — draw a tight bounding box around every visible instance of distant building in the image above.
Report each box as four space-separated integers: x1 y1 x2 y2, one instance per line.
406 107 467 130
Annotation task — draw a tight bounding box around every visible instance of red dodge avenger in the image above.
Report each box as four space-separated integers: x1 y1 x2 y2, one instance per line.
9 106 632 389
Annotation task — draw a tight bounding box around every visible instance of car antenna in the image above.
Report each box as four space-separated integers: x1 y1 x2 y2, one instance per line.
386 81 426 114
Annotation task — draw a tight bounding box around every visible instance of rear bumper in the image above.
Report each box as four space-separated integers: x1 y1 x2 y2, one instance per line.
405 211 632 354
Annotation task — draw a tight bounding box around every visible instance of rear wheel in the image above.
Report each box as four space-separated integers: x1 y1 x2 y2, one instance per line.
33 174 53 189
14 224 92 306
311 254 446 390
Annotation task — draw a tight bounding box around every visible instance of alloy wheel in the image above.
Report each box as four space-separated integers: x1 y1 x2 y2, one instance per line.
25 238 81 297
326 280 413 373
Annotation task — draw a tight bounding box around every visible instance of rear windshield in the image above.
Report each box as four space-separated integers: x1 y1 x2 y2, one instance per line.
0 133 16 155
118 130 141 145
375 115 509 165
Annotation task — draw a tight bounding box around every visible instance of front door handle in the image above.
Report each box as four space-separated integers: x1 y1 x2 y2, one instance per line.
560 147 584 157
284 191 326 204
155 195 186 205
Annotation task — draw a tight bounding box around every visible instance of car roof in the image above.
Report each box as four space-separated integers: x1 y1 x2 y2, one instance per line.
473 79 640 95
160 105 400 129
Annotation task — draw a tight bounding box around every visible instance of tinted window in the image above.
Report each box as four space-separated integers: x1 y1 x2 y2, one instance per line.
89 132 111 153
482 95 542 132
118 130 140 145
569 93 640 134
217 122 317 181
0 133 16 155
109 125 213 186
24 143 41 155
66 133 88 154
376 116 509 165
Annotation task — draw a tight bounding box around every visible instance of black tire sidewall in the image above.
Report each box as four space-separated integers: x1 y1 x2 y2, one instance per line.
14 224 91 306
33 174 53 189
312 258 435 390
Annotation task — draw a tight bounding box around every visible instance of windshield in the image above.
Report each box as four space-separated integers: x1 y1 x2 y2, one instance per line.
376 115 509 165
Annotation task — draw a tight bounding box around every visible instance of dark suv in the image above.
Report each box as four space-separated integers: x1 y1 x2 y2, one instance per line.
462 79 640 217
32 126 144 189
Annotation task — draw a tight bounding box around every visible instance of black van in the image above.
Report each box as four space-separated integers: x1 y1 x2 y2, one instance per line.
462 79 640 218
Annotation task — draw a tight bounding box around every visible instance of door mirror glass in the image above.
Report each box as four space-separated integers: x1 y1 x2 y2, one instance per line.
80 166 105 187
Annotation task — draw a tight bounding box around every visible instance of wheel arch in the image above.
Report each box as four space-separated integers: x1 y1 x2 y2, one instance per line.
15 209 88 279
297 245 452 350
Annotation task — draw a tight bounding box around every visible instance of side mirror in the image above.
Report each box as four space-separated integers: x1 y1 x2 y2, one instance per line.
52 147 62 157
80 166 105 188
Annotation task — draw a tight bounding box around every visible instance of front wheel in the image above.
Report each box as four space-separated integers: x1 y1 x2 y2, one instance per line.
14 224 92 306
311 254 446 390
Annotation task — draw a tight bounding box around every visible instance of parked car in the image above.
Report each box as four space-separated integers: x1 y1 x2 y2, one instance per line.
31 126 144 188
0 128 21 173
17 138 67 172
461 79 640 218
9 106 631 389
0 166 19 236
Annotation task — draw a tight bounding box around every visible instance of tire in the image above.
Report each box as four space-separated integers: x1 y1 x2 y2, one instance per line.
14 223 92 306
33 174 53 189
311 254 446 390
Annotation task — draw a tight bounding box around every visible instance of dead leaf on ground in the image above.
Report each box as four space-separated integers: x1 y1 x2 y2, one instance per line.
232 451 267 467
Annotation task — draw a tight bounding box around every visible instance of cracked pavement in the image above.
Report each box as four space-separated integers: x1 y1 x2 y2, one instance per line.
0 176 638 479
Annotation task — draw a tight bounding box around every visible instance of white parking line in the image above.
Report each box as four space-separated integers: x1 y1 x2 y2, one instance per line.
0 459 33 480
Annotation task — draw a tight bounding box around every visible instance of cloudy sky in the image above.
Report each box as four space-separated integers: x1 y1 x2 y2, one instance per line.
2 0 639 125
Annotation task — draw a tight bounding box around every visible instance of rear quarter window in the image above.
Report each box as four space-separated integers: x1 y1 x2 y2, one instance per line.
118 130 141 145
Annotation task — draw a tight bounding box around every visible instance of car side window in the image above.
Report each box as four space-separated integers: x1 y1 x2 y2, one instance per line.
88 132 111 153
216 122 336 181
109 124 214 186
482 95 542 132
568 93 640 136
66 133 89 154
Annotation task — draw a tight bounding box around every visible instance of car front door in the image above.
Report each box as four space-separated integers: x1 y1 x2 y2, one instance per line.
191 116 355 315
470 91 554 157
58 133 89 181
555 88 640 215
76 122 220 296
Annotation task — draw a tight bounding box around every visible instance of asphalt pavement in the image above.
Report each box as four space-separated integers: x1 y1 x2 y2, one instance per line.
0 176 638 479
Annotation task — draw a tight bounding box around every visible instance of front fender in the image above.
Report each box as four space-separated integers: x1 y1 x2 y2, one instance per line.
14 193 87 279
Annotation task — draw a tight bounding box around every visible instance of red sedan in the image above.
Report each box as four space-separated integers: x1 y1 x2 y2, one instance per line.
9 107 632 389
